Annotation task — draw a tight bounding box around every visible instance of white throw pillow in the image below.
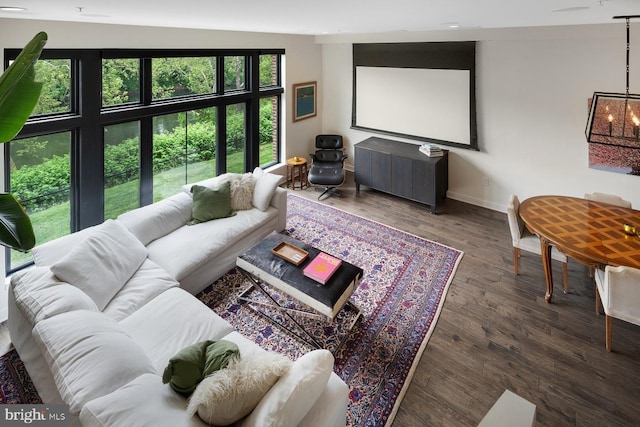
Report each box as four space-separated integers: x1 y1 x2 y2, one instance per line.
187 350 292 426
32 310 156 415
252 169 283 212
50 219 148 311
239 349 334 427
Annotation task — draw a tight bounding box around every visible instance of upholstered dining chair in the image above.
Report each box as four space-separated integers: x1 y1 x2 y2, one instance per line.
594 265 640 351
584 192 632 209
584 192 632 277
507 194 568 292
308 134 347 201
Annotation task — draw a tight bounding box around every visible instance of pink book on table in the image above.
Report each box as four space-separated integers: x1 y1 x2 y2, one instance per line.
303 252 342 284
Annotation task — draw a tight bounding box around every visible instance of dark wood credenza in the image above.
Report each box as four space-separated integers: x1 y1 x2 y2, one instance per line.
354 137 448 214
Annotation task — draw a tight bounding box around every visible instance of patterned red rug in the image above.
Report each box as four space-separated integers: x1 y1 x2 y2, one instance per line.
0 194 463 426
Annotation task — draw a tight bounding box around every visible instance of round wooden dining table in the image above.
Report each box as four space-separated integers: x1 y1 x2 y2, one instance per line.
519 195 640 302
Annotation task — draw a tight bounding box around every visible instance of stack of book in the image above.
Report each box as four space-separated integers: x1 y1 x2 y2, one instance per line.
418 143 443 157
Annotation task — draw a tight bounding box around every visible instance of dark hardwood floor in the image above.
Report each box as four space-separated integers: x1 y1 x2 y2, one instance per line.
293 172 640 427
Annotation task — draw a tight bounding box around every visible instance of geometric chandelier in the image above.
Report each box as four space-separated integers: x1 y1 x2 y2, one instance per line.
586 16 640 145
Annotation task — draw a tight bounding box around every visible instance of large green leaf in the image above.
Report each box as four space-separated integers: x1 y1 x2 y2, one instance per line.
0 193 35 251
0 31 48 143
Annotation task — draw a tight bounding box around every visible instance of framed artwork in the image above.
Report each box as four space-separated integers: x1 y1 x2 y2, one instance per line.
292 81 317 122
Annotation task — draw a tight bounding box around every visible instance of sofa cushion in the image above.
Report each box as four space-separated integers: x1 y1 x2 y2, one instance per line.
252 168 283 212
31 224 99 266
162 339 240 395
32 310 156 415
50 219 148 311
102 259 179 321
11 267 98 325
182 175 224 195
239 349 334 427
187 350 292 426
189 183 235 225
146 207 276 283
118 287 236 372
80 374 208 427
117 192 193 246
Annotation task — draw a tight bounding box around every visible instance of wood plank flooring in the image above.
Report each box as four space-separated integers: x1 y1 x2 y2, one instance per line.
293 173 640 426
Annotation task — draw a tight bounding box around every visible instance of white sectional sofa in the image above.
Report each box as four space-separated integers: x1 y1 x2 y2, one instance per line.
8 169 350 426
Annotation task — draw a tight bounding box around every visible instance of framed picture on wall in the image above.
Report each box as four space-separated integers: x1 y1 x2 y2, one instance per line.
292 81 317 122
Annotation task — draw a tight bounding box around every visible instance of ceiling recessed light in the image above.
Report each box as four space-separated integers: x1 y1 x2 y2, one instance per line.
448 24 461 29
0 6 26 11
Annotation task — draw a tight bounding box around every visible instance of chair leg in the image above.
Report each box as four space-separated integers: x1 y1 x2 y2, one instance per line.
317 187 341 201
562 262 568 294
605 315 612 351
513 247 520 275
595 285 601 315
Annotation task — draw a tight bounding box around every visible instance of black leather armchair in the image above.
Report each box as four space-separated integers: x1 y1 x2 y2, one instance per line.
308 134 347 200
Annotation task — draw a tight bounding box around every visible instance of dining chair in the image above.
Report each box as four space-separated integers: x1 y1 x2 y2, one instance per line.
584 192 632 209
584 192 633 277
507 194 568 292
594 265 640 351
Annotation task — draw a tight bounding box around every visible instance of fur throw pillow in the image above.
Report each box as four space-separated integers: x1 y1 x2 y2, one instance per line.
187 350 292 426
220 173 256 211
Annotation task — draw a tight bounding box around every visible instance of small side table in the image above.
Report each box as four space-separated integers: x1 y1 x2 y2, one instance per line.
286 157 309 190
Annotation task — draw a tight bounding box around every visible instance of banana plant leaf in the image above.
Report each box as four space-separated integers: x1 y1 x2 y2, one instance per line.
0 32 48 252
0 193 35 251
0 31 47 143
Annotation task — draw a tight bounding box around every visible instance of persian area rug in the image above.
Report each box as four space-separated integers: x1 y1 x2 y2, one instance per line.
0 347 41 404
198 194 464 426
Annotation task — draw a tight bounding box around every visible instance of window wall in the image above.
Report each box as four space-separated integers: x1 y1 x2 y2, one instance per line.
4 48 283 273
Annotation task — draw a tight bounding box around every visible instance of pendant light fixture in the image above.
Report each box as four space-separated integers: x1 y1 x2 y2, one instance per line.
586 16 640 145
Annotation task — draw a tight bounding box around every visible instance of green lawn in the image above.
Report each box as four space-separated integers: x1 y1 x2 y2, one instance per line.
10 144 275 268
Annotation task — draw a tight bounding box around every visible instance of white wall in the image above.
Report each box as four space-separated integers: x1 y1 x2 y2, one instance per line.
318 24 640 211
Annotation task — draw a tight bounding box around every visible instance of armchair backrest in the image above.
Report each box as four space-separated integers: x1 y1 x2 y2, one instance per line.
316 134 343 150
602 265 640 325
507 194 524 245
584 192 632 209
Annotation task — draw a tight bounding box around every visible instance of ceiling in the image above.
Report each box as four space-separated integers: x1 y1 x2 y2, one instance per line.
0 0 639 35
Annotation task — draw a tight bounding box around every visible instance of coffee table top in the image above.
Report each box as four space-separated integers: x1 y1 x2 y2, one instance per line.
236 232 363 319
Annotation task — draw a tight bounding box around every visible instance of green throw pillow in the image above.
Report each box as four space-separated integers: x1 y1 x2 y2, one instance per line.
162 339 240 396
189 183 236 225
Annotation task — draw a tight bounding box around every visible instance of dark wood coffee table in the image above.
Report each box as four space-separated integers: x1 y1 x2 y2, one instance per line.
236 232 364 348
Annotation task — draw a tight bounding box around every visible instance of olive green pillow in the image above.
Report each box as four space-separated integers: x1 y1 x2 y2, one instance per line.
162 339 240 396
189 183 235 225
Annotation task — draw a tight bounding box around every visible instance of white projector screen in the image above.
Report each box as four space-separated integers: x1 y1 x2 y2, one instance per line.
355 66 471 146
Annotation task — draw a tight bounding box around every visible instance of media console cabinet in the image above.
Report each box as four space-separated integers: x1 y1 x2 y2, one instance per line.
354 137 448 214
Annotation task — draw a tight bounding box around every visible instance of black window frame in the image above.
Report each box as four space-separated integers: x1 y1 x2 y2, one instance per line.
3 47 284 274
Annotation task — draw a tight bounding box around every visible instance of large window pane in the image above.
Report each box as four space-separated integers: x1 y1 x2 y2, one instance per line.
9 133 71 269
153 109 217 200
152 57 216 100
259 97 278 167
226 103 246 173
102 59 140 106
224 56 245 92
104 122 140 219
33 59 71 114
259 54 277 87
